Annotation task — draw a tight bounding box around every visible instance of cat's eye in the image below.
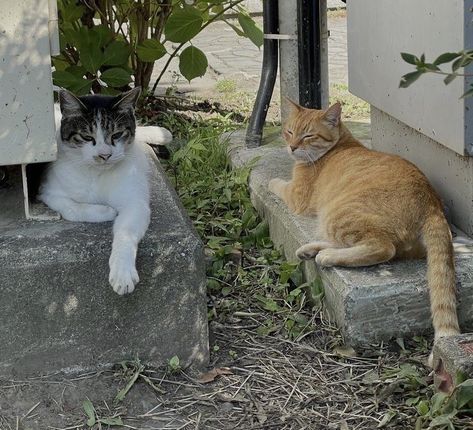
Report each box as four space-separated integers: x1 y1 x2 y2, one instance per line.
80 135 96 145
303 134 314 140
112 131 124 140
286 129 293 135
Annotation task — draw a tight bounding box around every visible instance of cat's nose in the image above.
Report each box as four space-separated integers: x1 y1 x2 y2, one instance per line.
98 153 112 160
290 145 297 152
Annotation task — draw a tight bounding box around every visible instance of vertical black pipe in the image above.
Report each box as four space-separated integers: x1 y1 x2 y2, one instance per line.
297 0 322 109
245 0 279 148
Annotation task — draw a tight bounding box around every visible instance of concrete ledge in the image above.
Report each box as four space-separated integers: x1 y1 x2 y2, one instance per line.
0 161 209 376
227 129 473 347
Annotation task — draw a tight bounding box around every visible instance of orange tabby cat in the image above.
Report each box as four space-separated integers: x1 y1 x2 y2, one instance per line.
269 101 460 362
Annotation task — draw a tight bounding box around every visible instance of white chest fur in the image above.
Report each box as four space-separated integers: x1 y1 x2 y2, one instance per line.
39 125 170 295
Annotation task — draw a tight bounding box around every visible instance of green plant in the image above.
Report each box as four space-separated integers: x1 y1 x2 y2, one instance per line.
154 112 318 343
83 399 124 427
399 51 473 98
168 355 181 372
53 0 262 95
216 78 238 94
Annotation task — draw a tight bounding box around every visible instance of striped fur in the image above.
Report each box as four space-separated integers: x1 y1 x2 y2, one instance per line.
269 102 460 363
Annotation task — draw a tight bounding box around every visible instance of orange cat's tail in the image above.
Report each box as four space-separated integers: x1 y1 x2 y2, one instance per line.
422 211 460 342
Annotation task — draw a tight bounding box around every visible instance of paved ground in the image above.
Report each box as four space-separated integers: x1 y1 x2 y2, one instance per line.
152 10 349 101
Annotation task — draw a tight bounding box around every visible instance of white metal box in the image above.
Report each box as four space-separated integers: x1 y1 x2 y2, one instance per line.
0 0 57 166
347 0 473 156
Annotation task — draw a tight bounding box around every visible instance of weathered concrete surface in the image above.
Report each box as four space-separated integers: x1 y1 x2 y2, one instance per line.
0 162 209 377
227 128 473 347
433 334 473 391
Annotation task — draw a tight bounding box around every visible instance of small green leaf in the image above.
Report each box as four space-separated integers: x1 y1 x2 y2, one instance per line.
82 399 96 427
430 392 448 413
256 294 280 312
238 13 263 48
452 55 472 71
455 379 473 409
103 41 131 66
406 396 420 406
400 52 418 65
136 39 166 62
114 363 144 403
224 20 245 37
399 71 424 88
100 67 132 87
444 73 457 85
164 7 203 43
433 52 462 65
169 355 180 371
99 417 124 426
416 399 430 416
377 410 396 428
179 46 208 81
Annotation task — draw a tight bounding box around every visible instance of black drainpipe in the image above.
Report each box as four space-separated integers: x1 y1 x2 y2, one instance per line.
297 0 322 109
245 0 279 148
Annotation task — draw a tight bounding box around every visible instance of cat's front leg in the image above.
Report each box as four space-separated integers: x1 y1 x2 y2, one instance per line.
109 202 150 295
40 195 117 222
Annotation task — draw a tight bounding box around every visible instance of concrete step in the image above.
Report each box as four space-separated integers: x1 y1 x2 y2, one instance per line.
0 161 209 377
227 128 473 348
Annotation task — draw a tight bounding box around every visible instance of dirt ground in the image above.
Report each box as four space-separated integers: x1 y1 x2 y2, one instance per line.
0 315 431 430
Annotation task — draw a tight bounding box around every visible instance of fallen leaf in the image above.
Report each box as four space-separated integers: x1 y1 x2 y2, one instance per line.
334 345 357 358
198 367 233 383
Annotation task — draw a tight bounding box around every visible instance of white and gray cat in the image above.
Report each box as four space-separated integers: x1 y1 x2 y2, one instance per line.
38 87 172 295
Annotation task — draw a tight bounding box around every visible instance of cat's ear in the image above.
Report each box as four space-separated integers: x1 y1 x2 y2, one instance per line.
114 87 141 111
322 102 342 127
285 97 303 112
59 89 86 116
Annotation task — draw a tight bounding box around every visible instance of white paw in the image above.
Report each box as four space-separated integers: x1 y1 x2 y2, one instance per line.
109 258 139 295
315 249 335 267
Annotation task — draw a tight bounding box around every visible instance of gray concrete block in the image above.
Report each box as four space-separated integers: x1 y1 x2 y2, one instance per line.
433 334 473 392
0 162 209 377
226 129 473 347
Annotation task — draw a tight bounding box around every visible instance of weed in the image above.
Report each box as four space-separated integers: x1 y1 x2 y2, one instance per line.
83 399 123 428
168 355 181 373
330 83 370 120
158 113 316 345
216 78 238 94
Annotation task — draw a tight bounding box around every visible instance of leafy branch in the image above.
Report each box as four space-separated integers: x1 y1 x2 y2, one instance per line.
150 0 247 94
54 0 263 95
399 50 473 98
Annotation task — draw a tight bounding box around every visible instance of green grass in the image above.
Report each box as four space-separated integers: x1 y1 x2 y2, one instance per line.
158 113 317 340
330 83 370 120
215 78 238 94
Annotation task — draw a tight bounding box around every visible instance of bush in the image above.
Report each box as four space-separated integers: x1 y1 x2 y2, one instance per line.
53 0 263 95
